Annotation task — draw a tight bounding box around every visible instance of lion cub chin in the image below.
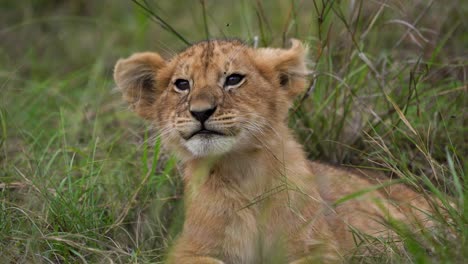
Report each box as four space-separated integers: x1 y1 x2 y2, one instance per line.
114 39 433 263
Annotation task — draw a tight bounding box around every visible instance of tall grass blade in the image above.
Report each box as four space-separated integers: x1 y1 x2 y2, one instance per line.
333 179 405 206
200 0 210 40
131 0 191 46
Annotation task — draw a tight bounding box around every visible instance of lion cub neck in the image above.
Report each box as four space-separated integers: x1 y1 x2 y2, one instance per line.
183 125 311 198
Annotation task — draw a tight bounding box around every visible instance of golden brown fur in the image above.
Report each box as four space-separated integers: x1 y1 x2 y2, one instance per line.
114 39 433 263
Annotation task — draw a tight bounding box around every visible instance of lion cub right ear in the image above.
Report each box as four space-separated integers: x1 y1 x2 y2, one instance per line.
113 52 166 119
254 39 309 101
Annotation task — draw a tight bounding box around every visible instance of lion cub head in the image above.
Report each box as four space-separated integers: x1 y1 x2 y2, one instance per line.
114 39 309 158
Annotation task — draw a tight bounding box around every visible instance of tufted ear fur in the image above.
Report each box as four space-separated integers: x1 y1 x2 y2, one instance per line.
113 52 166 119
255 39 309 99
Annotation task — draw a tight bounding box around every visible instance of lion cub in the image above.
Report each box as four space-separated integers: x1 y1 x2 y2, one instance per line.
114 39 432 263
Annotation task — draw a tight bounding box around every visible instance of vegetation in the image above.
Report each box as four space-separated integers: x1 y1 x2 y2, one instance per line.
1 0 466 263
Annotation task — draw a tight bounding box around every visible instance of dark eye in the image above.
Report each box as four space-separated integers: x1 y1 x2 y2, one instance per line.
174 79 190 91
224 74 245 87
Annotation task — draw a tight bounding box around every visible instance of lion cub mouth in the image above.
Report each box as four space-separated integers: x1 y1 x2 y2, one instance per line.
187 129 225 140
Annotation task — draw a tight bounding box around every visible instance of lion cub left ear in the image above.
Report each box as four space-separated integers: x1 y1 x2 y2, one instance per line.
255 39 309 99
114 52 166 120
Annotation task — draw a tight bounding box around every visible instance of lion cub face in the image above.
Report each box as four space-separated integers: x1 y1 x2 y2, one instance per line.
114 39 308 158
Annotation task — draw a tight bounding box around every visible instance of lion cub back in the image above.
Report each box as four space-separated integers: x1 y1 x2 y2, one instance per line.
310 161 434 251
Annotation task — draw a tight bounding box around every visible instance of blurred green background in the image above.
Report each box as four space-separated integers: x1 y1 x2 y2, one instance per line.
0 0 466 263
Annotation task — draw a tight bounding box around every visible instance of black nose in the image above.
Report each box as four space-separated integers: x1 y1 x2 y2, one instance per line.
190 106 216 123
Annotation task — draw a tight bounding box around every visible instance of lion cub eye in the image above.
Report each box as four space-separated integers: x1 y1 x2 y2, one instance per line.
224 74 245 87
174 79 190 92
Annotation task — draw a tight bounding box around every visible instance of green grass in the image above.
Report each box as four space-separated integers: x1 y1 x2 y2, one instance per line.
1 0 466 263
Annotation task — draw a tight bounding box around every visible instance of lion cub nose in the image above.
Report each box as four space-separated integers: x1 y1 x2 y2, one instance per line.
190 106 217 124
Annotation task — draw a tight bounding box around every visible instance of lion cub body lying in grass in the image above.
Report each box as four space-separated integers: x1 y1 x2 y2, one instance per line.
114 39 432 263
